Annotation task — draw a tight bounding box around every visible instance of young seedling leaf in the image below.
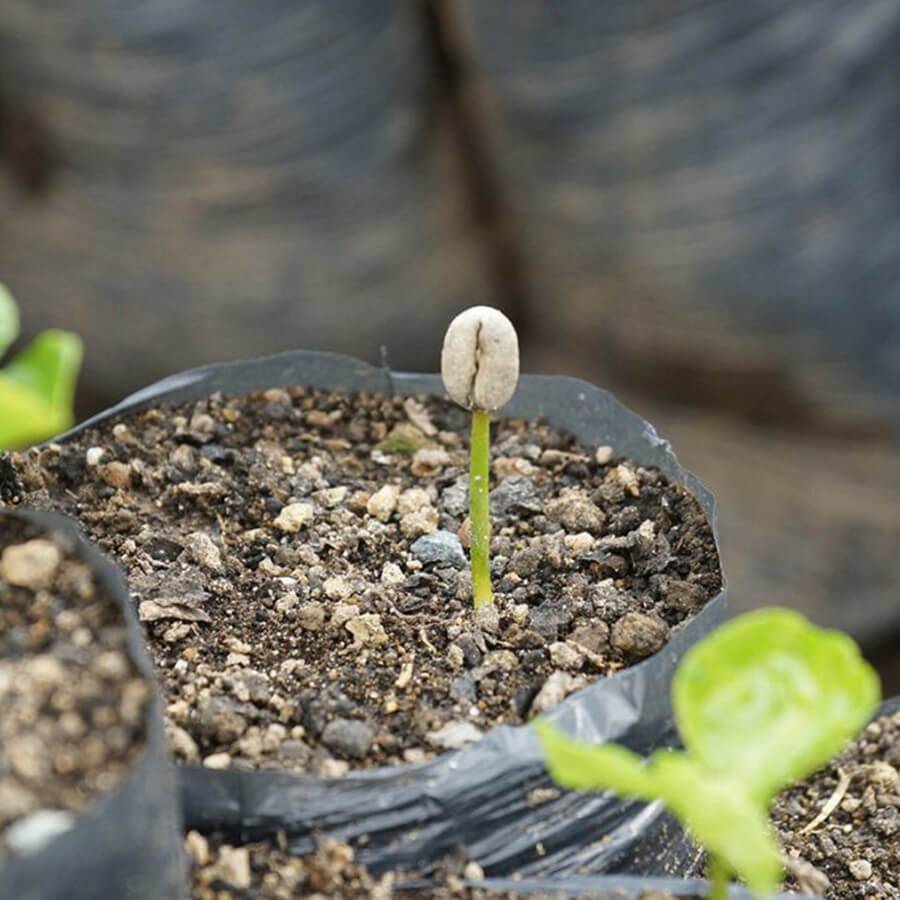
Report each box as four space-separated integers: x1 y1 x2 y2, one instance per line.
0 329 82 449
673 607 881 802
534 720 657 799
0 376 70 449
650 753 783 895
535 608 881 898
0 283 20 358
3 329 82 414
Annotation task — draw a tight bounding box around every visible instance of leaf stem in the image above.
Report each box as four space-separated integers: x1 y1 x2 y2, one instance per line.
708 854 730 900
470 407 493 608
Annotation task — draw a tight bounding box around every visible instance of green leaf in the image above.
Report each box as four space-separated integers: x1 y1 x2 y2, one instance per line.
673 608 881 802
534 719 657 799
535 723 783 894
3 329 82 413
0 375 72 449
0 329 82 449
0 283 20 358
649 753 783 895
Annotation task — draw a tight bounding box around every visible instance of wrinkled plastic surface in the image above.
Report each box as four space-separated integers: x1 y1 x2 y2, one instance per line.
62 349 726 877
0 509 185 900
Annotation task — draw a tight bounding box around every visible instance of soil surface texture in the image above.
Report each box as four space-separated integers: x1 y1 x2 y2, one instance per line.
0 517 148 856
6 388 720 772
774 709 900 899
186 831 625 899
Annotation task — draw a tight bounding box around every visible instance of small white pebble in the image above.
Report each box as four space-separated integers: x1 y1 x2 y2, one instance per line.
380 562 405 586
202 752 232 770
848 859 872 881
463 861 485 882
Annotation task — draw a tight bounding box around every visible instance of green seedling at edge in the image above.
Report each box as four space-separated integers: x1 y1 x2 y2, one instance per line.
535 608 880 899
0 283 82 450
441 306 519 608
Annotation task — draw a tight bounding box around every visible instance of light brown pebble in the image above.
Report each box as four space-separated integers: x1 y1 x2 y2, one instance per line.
273 502 315 533
365 484 400 522
0 539 63 590
99 461 131 489
210 846 251 889
345 614 388 648
400 507 438 538
297 602 327 631
185 831 209 866
411 447 451 477
610 612 668 658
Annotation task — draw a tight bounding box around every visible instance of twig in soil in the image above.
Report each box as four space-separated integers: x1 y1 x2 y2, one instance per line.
799 767 850 834
395 658 414 690
418 626 438 654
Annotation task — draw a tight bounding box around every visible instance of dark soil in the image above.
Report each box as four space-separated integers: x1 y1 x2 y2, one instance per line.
6 388 720 773
0 516 148 855
774 709 900 899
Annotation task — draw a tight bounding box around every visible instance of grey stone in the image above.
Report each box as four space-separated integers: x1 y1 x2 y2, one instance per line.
193 696 250 743
510 546 542 578
528 602 571 642
569 622 610 655
490 477 541 517
659 578 707 612
449 675 477 704
440 478 469 518
426 720 483 750
453 635 482 668
410 530 467 569
321 718 374 759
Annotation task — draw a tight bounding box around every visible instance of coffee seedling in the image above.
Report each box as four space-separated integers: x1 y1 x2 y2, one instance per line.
441 306 519 608
0 283 82 450
536 608 880 899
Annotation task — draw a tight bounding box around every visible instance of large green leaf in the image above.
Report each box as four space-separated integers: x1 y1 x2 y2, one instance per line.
534 724 783 894
674 607 881 801
0 283 19 358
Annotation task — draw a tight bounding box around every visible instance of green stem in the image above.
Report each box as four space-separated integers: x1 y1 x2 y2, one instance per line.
708 854 730 900
470 407 493 608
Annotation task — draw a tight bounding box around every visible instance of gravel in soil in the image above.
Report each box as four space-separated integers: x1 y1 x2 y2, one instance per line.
6 388 720 773
0 518 148 856
186 831 663 900
774 709 900 899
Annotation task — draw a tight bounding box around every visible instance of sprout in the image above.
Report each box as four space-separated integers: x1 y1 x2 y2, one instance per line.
0 284 82 450
441 307 519 608
535 608 881 900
